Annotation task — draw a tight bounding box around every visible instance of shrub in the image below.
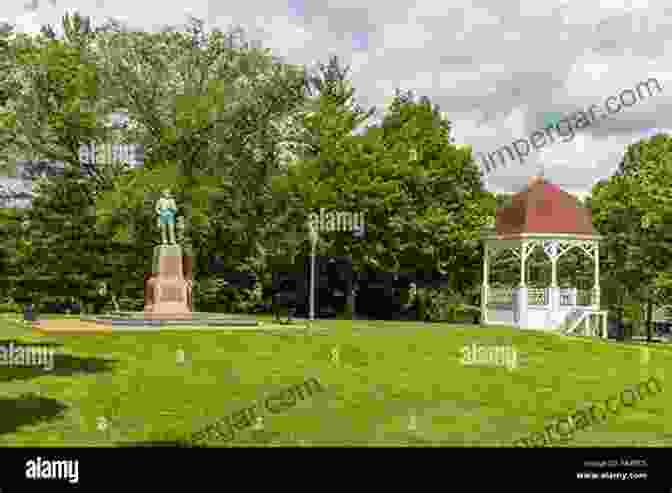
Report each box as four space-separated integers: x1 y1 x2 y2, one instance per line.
447 304 481 323
414 289 481 323
415 289 429 321
193 277 263 313
100 296 143 313
218 287 264 314
415 288 451 321
0 301 22 313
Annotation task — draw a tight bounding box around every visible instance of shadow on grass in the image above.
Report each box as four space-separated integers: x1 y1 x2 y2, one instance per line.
0 393 69 435
0 339 117 382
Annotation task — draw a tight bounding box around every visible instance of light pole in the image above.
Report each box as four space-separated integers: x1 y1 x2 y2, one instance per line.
308 220 319 322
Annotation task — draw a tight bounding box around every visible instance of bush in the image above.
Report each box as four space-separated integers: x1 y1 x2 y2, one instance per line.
121 297 144 311
415 289 429 321
623 302 640 320
446 304 481 323
193 277 263 313
413 289 481 323
40 302 82 314
101 297 144 313
0 301 22 313
418 289 458 322
192 278 228 311
216 287 264 314
253 301 273 313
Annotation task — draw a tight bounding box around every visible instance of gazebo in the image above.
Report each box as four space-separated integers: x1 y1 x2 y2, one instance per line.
480 174 607 337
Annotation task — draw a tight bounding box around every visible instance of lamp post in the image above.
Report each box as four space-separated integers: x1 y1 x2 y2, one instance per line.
308 220 319 322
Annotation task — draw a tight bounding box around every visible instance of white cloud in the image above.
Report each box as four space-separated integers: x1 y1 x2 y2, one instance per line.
381 23 433 50
253 16 314 58
13 12 41 34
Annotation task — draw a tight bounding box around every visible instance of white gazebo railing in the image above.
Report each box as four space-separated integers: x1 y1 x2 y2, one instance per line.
527 287 547 306
559 288 595 306
559 288 576 306
489 287 590 308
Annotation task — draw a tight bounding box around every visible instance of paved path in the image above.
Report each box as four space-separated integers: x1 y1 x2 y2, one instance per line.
31 318 327 335
32 319 113 335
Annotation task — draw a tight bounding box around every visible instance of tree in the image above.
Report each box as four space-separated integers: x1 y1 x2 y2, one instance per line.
275 87 494 318
368 90 493 293
93 16 307 180
0 13 155 310
0 12 120 187
591 134 672 341
0 207 29 300
13 166 146 311
262 56 379 313
92 18 313 300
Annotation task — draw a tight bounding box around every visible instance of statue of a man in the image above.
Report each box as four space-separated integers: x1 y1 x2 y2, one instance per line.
156 189 177 244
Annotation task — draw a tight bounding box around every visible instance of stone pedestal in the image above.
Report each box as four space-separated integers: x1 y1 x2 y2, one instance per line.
144 245 192 317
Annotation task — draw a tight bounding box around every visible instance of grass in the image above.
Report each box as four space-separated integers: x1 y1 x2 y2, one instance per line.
0 313 670 446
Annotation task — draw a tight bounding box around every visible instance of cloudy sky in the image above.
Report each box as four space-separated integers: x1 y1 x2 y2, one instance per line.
3 0 672 197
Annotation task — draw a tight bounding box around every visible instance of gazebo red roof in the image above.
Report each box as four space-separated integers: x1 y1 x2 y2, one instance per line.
495 176 598 236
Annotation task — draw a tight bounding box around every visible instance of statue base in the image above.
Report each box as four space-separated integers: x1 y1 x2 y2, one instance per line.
144 245 192 316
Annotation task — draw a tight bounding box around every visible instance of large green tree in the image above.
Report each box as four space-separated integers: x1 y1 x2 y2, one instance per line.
591 134 672 340
0 206 29 302
11 167 136 309
0 13 138 309
92 17 314 301
276 87 494 309
0 13 120 186
366 90 493 293
267 55 376 262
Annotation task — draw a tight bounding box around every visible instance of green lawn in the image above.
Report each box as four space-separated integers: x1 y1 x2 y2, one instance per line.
0 313 670 446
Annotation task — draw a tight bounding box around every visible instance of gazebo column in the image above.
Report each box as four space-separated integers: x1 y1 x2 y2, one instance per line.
547 241 561 316
517 242 529 328
547 256 561 328
592 241 600 309
481 245 489 324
